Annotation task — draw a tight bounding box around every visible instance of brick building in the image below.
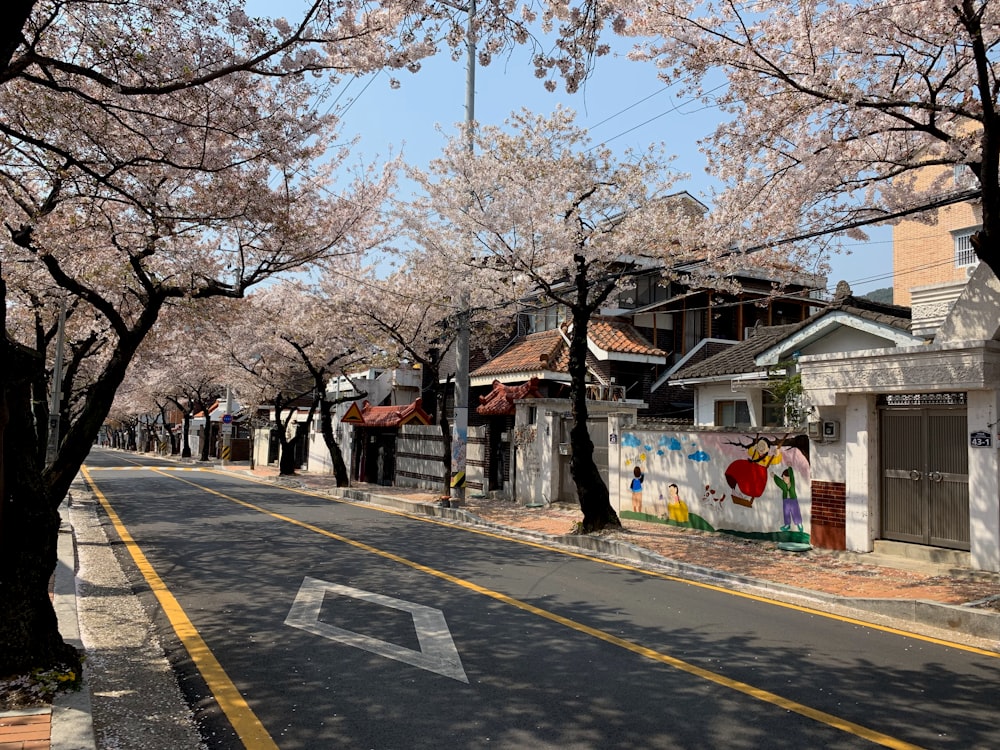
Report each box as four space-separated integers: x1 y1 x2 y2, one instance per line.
892 163 980 307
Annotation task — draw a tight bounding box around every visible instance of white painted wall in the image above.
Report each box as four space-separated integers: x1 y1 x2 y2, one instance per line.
800 326 899 358
807 405 846 485
252 426 271 468
967 389 1000 571
609 414 812 538
693 382 750 426
843 394 878 553
513 399 637 506
513 401 559 505
802 340 1000 570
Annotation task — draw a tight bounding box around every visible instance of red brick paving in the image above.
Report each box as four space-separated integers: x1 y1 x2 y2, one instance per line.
4 466 995 750
461 495 999 605
0 711 51 750
280 472 999 608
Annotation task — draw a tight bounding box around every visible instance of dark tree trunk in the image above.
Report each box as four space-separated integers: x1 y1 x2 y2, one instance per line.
0 339 79 675
278 435 297 475
155 403 170 454
567 307 621 532
318 398 349 486
274 395 296 476
199 424 211 462
0 2 36 75
952 1 1000 280
431 373 452 496
180 414 192 458
440 411 452 496
566 255 621 533
278 424 307 476
0 264 186 682
1 286 163 675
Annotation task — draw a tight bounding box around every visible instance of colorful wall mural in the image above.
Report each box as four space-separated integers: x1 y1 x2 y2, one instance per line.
617 430 811 546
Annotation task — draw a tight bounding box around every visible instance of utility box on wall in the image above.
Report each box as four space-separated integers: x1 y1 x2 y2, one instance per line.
808 419 841 443
822 420 840 442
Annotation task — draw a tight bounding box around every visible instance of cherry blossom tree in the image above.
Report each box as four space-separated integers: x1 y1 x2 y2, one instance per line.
105 376 162 453
0 0 625 681
117 297 245 460
230 280 377 483
408 106 693 531
618 0 1000 276
0 0 431 677
0 130 364 675
350 247 516 492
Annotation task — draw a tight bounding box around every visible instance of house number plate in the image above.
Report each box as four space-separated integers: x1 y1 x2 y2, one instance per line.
970 430 992 448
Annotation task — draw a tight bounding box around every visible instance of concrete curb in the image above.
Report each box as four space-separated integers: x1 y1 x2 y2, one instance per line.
48 469 998 749
342 488 1000 644
52 500 97 750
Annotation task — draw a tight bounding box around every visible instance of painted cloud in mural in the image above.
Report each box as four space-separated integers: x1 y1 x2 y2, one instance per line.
618 429 811 544
622 433 643 448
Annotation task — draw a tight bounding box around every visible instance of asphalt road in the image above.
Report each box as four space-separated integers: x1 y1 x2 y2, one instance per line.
80 448 1000 750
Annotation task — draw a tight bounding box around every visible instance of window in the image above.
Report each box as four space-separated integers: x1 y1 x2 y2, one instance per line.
954 163 976 189
762 391 783 428
715 399 750 427
527 303 566 332
761 389 804 428
954 227 980 268
624 275 670 308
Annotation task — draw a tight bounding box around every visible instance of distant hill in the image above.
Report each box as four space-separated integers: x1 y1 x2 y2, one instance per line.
861 287 894 305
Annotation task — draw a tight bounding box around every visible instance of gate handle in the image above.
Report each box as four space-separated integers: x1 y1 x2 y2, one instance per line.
929 471 944 483
909 469 921 481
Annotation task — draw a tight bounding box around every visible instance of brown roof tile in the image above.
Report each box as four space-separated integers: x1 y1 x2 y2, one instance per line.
589 318 668 357
472 317 666 379
360 398 432 427
471 330 568 378
476 377 543 416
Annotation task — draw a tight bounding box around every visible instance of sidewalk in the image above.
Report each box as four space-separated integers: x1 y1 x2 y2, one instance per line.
4 464 998 749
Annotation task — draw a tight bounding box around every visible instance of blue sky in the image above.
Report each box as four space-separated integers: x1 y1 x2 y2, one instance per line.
254 2 896 296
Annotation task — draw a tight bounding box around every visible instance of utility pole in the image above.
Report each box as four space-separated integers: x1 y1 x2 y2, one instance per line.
45 298 67 468
221 384 234 464
450 0 475 505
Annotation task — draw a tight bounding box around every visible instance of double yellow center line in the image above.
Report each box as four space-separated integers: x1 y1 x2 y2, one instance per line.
82 465 932 750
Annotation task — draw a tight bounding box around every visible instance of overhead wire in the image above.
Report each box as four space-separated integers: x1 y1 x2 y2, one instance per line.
252 13 978 309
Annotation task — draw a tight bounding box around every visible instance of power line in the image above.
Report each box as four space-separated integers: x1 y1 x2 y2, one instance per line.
586 85 670 131
674 188 982 275
587 82 730 152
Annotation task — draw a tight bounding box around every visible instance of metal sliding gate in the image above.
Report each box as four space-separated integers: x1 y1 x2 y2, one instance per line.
557 415 609 504
879 394 970 550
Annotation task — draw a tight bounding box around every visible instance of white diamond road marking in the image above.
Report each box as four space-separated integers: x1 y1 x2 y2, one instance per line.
284 577 469 683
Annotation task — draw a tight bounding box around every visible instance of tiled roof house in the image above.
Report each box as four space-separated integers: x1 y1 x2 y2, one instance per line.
470 317 667 406
670 283 925 427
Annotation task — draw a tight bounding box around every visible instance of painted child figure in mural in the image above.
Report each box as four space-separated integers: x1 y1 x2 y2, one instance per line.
666 483 689 524
630 465 645 512
773 466 803 532
725 435 783 507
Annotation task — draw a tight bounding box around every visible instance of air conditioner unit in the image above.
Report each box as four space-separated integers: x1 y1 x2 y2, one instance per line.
966 263 979 278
